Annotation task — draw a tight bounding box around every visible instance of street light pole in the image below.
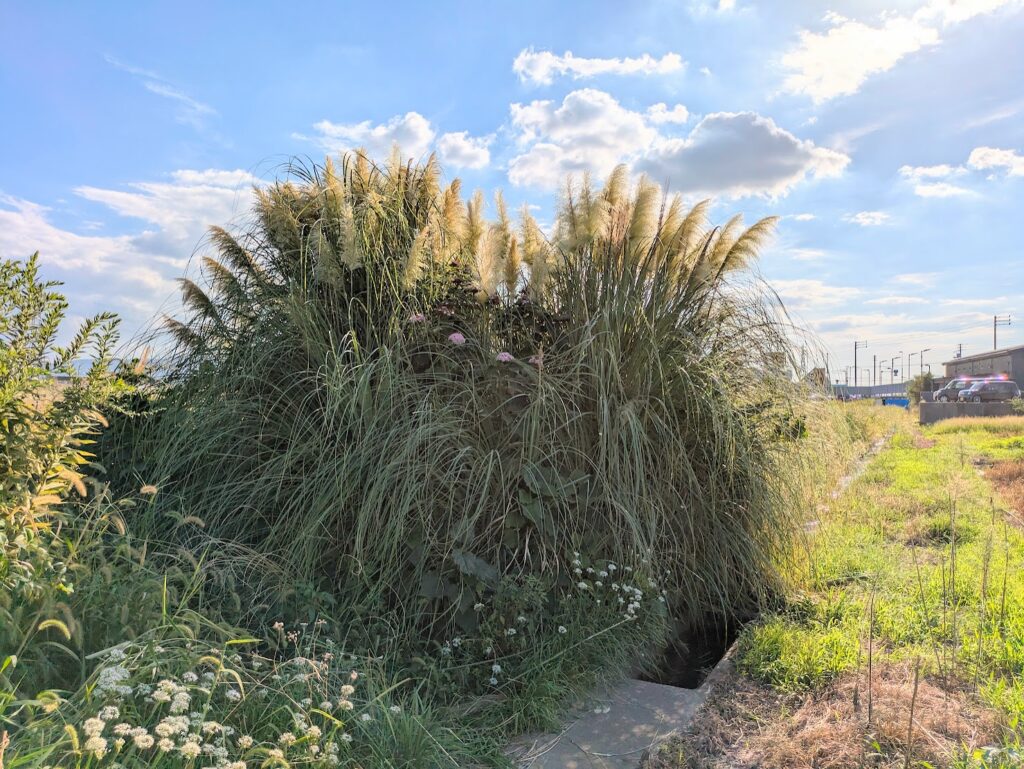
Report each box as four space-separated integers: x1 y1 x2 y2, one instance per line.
919 348 931 377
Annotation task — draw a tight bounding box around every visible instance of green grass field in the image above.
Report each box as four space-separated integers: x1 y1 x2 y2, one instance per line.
657 409 1024 769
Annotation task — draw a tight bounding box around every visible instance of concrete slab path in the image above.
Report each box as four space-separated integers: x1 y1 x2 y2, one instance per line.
509 678 706 768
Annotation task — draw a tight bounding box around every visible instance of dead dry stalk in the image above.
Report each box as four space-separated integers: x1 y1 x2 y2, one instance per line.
904 659 921 769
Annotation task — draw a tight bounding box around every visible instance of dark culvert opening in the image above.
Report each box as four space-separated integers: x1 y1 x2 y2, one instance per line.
641 611 750 689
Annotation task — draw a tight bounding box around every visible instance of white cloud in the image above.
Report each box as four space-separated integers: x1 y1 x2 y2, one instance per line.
893 271 939 287
699 66 713 77
508 89 657 188
789 247 828 261
942 296 1010 307
844 210 891 226
780 1 1021 103
436 131 493 169
75 169 257 241
646 103 690 124
1 170 258 337
912 181 975 197
508 92 848 197
967 146 1024 176
635 111 849 198
897 146 1023 197
781 12 939 103
790 213 817 221
917 0 1022 25
512 48 684 85
865 295 928 305
306 112 436 159
771 278 861 308
898 163 964 180
690 0 742 15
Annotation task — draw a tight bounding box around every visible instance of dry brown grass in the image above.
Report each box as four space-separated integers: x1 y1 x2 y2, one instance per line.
989 459 1024 516
650 663 1002 769
929 416 1024 437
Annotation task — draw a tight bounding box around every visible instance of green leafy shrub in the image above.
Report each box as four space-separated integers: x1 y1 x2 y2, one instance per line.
1 254 125 676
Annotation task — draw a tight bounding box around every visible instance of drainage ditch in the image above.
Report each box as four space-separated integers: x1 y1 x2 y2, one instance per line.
641 612 749 689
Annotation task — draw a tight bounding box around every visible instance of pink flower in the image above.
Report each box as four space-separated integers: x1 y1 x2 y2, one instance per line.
496 352 515 363
528 353 543 370
448 332 467 345
408 313 426 323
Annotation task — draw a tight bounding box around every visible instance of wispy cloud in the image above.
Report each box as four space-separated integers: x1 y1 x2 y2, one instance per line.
865 295 927 305
892 271 939 287
844 210 891 226
105 54 216 130
1 169 257 338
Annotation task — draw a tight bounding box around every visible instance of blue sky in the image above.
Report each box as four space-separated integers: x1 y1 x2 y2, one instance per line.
2 0 1022 380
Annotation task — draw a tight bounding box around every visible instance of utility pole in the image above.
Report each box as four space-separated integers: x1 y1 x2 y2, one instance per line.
994 315 1011 350
954 343 963 359
854 340 868 387
890 353 901 385
873 355 877 387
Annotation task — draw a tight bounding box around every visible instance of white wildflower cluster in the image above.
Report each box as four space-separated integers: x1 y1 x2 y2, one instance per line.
63 627 376 769
94 665 132 698
154 678 192 713
570 553 665 621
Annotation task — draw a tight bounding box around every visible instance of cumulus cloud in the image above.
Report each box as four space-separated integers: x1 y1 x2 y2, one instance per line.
844 210 891 226
635 111 849 198
305 112 436 159
512 48 684 85
898 146 1023 197
967 146 1024 176
781 1 1021 103
507 91 849 197
646 103 690 124
898 163 975 197
508 89 657 188
436 131 493 169
1 170 258 338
